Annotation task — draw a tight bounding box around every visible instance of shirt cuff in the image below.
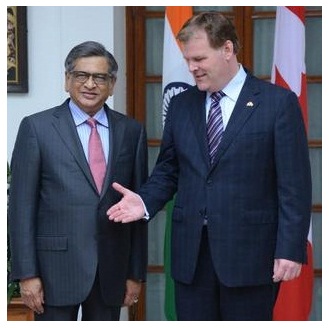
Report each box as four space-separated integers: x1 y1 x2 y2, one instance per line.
141 198 150 221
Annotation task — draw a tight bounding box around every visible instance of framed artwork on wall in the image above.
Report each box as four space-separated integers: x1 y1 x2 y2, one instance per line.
7 6 28 93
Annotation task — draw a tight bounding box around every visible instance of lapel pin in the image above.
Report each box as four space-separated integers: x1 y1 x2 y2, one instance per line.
246 101 254 107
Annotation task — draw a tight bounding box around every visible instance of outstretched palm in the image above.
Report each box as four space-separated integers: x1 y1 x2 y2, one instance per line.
107 182 145 223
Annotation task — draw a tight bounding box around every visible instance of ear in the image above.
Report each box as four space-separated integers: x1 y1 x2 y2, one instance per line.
64 72 70 92
108 76 117 96
223 40 234 59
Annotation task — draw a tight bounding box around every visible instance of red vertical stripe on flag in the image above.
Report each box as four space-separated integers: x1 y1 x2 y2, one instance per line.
286 6 305 22
271 6 313 320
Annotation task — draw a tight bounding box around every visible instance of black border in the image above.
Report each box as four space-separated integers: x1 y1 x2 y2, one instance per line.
7 7 28 93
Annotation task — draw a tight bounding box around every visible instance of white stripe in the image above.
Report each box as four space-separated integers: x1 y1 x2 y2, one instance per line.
162 15 194 93
271 6 306 96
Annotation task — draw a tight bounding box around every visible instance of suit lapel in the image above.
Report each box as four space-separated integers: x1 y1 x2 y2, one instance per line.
211 74 260 168
101 107 126 197
189 90 210 165
51 100 96 191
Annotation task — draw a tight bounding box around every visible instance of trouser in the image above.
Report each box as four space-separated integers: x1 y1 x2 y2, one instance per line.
175 227 279 320
35 273 121 321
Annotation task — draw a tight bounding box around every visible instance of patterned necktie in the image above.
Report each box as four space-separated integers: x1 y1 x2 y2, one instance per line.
87 118 106 194
207 91 225 164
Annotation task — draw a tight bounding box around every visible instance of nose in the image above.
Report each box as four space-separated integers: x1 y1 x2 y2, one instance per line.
188 61 198 73
84 75 96 87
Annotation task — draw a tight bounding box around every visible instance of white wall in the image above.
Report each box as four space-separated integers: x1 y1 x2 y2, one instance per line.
7 6 126 162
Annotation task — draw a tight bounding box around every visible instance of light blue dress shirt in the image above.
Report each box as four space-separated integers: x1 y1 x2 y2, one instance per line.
206 65 247 128
69 100 109 164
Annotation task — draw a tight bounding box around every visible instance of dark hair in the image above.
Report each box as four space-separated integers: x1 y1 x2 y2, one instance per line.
64 41 118 77
177 11 241 54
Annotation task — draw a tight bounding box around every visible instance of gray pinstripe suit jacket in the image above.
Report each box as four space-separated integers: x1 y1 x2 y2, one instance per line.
9 99 148 306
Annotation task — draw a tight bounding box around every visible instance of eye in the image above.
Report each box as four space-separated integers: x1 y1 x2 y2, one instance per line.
72 71 89 82
93 74 108 84
194 57 204 62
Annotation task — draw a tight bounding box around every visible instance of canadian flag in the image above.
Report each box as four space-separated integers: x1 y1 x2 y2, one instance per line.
271 6 314 320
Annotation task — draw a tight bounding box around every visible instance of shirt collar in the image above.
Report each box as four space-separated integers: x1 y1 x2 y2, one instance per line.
207 64 247 102
222 64 247 102
69 100 108 127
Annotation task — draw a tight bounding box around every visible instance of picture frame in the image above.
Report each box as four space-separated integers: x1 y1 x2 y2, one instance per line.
7 6 28 93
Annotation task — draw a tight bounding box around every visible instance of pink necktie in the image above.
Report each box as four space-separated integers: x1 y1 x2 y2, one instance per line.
87 118 106 194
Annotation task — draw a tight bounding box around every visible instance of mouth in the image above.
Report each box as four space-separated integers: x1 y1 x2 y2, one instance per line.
82 92 98 99
194 72 207 81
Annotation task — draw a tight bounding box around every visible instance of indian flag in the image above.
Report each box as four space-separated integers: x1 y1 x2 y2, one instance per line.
162 6 194 320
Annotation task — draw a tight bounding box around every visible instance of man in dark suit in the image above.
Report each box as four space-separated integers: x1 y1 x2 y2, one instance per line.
107 12 312 321
8 41 148 321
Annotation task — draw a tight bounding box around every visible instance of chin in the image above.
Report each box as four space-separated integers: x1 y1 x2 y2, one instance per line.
196 83 208 92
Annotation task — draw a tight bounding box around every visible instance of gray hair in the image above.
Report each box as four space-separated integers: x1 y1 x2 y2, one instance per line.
64 41 118 77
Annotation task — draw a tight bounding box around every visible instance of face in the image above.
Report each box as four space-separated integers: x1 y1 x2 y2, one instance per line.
65 56 116 116
182 29 233 93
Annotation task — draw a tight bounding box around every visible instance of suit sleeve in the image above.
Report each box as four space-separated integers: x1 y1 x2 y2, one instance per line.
274 91 312 263
139 98 179 217
9 117 41 280
128 125 148 281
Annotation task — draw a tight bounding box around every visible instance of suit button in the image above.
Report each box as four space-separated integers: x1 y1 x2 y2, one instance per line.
207 179 213 185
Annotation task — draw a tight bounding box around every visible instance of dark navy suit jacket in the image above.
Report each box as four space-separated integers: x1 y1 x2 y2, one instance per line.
9 99 148 306
140 70 312 287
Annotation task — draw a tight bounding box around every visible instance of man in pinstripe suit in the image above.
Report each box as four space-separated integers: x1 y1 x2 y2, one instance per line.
107 12 311 320
9 41 148 320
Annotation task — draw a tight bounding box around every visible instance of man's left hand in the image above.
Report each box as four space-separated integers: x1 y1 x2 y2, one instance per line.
123 279 142 307
272 258 302 282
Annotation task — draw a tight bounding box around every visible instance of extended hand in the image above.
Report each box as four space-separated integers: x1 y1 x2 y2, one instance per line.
107 182 145 223
272 258 302 282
